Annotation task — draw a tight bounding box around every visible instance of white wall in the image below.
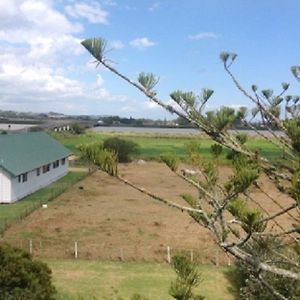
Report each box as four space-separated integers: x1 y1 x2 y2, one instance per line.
8 158 69 203
0 168 12 203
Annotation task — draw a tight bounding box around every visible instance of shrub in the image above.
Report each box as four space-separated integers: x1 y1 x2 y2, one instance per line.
0 243 56 300
71 123 85 134
169 255 205 300
78 142 118 176
103 137 139 162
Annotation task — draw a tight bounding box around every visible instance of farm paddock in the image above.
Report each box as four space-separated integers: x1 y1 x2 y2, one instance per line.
3 161 296 264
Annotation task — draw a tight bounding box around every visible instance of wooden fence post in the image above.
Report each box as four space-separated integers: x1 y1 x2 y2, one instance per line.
167 246 171 264
227 255 231 266
75 241 78 259
190 249 194 263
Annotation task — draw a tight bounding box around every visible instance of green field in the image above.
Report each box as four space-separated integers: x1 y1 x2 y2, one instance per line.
52 131 283 162
48 260 234 300
0 171 88 234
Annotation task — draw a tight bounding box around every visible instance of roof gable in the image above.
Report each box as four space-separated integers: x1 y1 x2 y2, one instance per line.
0 132 71 176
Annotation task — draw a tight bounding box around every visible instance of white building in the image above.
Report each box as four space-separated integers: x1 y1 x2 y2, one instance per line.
0 132 71 203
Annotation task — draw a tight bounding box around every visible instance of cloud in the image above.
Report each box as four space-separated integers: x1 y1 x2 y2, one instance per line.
149 2 160 11
109 40 124 49
188 32 219 40
0 55 127 114
0 0 127 115
0 0 82 43
65 1 109 24
130 37 156 50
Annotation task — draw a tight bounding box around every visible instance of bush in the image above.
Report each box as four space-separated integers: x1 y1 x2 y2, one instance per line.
103 137 139 162
71 123 85 134
0 243 56 300
78 142 118 176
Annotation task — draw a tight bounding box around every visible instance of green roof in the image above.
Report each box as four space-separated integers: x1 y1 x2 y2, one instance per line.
0 132 71 176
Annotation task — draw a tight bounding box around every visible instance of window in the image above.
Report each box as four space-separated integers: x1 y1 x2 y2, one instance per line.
22 173 27 182
53 160 59 168
42 164 50 173
18 173 27 183
61 158 66 165
36 168 40 176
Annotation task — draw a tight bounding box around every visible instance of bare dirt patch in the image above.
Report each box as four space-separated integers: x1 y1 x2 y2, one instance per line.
3 161 297 264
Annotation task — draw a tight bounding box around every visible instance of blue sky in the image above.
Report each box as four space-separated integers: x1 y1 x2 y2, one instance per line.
0 0 299 118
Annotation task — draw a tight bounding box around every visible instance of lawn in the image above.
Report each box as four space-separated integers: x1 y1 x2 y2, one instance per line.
0 171 88 234
48 260 234 300
52 131 283 162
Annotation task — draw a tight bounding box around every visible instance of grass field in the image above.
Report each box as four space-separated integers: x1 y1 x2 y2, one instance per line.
0 171 88 234
0 131 287 299
51 131 284 162
3 163 226 263
48 260 234 300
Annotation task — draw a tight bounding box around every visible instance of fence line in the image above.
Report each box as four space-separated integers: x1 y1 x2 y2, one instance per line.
1 238 233 266
0 170 92 235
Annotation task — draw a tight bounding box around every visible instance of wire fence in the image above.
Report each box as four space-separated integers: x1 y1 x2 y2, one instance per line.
0 170 92 235
1 238 233 266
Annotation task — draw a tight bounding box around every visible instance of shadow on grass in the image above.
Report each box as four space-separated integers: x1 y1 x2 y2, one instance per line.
223 266 243 300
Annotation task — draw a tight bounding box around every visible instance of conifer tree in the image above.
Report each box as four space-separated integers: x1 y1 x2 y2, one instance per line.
82 38 300 299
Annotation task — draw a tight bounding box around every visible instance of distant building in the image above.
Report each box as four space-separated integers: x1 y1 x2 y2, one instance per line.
0 132 71 203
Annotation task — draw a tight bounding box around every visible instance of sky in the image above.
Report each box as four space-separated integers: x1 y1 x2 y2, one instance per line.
0 0 299 119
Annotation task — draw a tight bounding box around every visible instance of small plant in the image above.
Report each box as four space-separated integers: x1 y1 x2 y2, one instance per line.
103 137 139 162
169 255 205 300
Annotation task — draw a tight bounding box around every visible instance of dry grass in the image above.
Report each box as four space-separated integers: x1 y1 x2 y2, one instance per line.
3 161 297 263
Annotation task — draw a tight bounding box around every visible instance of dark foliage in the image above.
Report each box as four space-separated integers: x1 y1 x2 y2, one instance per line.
103 137 139 162
210 143 223 158
71 123 85 134
0 244 56 300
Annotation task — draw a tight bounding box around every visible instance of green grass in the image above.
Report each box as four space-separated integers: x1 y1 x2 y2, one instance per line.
0 171 88 233
47 259 234 300
52 131 284 162
245 138 284 161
